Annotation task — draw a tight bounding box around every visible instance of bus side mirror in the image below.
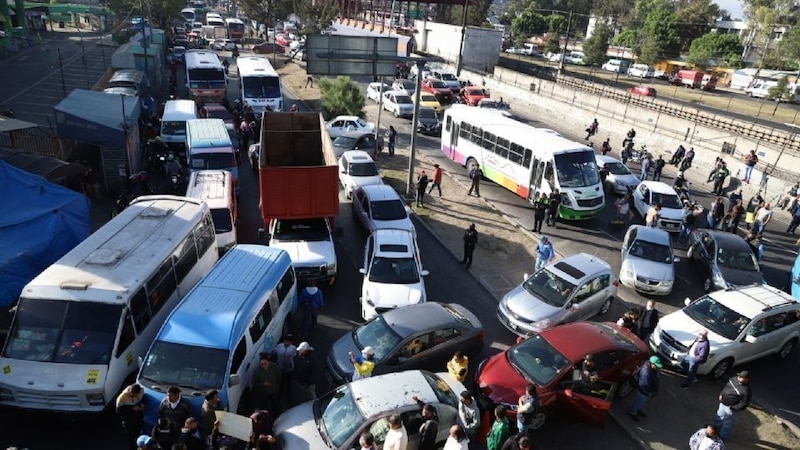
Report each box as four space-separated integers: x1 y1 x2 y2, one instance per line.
228 374 241 387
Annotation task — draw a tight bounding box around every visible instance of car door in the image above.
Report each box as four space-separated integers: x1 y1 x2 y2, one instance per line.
621 227 637 260
633 184 647 216
697 233 715 277
738 312 794 363
555 378 616 427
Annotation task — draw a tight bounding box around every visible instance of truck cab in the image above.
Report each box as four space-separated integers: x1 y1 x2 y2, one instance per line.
267 217 338 286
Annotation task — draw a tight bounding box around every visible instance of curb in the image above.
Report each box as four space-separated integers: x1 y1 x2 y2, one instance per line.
608 409 650 450
753 395 800 440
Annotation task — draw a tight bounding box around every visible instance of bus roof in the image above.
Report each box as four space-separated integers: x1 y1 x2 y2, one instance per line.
186 119 232 148
156 244 292 349
185 50 224 70
225 17 244 25
186 170 231 206
236 56 279 78
162 99 198 118
21 196 208 304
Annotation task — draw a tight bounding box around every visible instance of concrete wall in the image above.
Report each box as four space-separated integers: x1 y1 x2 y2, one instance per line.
416 21 502 72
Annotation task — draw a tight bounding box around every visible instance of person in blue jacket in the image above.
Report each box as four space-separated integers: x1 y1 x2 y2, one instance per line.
299 281 324 337
628 356 662 421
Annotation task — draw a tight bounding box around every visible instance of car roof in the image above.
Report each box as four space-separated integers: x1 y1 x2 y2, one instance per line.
349 370 443 418
595 154 623 165
540 322 628 362
640 181 677 194
361 184 401 201
708 285 798 319
548 253 611 284
702 230 751 250
382 303 461 338
373 229 415 257
330 115 361 122
385 90 409 97
629 225 671 245
343 150 374 162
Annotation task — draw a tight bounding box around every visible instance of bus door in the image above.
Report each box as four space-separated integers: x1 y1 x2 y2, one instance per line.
529 157 545 202
448 122 460 161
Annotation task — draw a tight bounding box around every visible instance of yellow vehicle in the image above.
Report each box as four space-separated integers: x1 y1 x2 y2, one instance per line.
413 91 442 114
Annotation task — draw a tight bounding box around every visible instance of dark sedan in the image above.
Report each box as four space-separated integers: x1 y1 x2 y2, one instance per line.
326 302 484 385
415 106 441 136
687 229 764 292
331 131 381 158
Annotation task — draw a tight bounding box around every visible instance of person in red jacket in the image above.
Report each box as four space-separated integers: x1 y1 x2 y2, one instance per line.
428 164 443 197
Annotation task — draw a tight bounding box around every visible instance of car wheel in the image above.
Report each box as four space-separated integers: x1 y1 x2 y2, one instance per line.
710 358 733 379
616 378 634 398
393 109 399 118
530 411 547 431
778 338 797 359
703 277 713 292
600 297 613 315
466 157 478 176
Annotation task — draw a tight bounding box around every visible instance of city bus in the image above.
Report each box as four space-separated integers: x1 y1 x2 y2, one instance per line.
236 56 283 114
225 17 245 41
0 196 219 412
441 106 605 220
184 50 227 101
138 244 297 424
181 7 196 24
186 118 239 191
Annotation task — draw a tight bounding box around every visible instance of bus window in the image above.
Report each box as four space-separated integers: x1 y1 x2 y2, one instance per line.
230 339 247 374
509 143 523 164
483 132 496 151
276 267 295 303
116 312 136 358
523 148 533 168
174 234 199 282
194 216 216 255
130 288 152 333
249 302 273 342
497 137 510 159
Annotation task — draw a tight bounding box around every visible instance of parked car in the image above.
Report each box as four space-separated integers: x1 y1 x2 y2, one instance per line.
420 78 453 104
595 155 640 195
430 69 462 92
476 321 649 430
331 131 380 158
360 229 428 320
326 115 375 139
628 63 655 78
366 82 392 103
619 225 676 296
650 285 800 379
497 253 617 337
326 302 484 384
171 46 187 63
392 79 416 96
248 143 260 172
631 181 683 232
547 52 565 63
352 184 415 236
412 92 442 114
460 86 490 106
382 90 415 118
252 41 285 54
415 106 441 136
274 370 466 450
601 59 630 73
339 150 382 199
687 230 764 292
653 69 669 80
212 38 236 51
628 86 658 98
566 51 586 65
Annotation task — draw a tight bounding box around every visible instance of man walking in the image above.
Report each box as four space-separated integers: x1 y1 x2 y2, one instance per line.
787 204 800 234
292 342 316 406
752 202 773 236
714 371 752 441
636 300 659 342
627 356 662 421
387 126 397 156
680 329 710 388
532 193 548 233
712 163 730 196
428 164 443 197
741 150 758 184
585 118 598 140
546 190 561 227
384 414 409 450
653 155 666 181
416 170 429 207
534 236 554 272
467 164 483 197
640 155 652 181
461 224 478 268
298 281 323 338
273 334 297 411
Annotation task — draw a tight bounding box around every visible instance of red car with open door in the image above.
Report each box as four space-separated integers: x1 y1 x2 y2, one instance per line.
475 321 648 432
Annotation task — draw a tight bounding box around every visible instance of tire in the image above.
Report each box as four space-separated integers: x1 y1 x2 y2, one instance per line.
778 338 797 359
616 378 634 398
710 358 733 379
599 297 613 315
466 157 478 175
703 277 713 292
530 410 547 431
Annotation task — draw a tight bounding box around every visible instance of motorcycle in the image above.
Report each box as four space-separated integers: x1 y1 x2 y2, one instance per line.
628 145 649 164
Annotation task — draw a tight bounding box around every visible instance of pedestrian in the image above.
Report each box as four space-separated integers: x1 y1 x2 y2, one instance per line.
615 194 632 223
516 383 537 436
623 128 636 147
708 197 725 230
681 147 696 171
534 236 554 272
752 202 773 236
636 300 659 342
428 164 443 197
116 383 145 449
467 164 483 197
359 431 377 449
714 371 752 440
350 346 376 380
292 342 316 406
727 199 744 233
779 182 800 210
746 230 765 261
461 223 478 268
176 417 205 450
744 192 764 229
741 150 758 183
501 433 532 450
689 425 725 450
239 119 251 150
532 193 548 232
306 75 314 88
601 138 611 155
387 126 397 156
787 204 800 234
151 417 179 450
298 281 323 337
443 424 470 450
712 163 730 196
251 354 281 412
680 329 710 388
411 395 439 450
617 310 639 334
249 410 278 449
273 334 296 410
707 157 723 182
645 203 661 227
384 414 409 450
546 190 561 227
579 354 600 383
136 435 158 450
627 356 662 421
653 155 666 181
486 405 511 450
200 389 222 438
458 391 480 441
158 386 192 429
640 154 652 181
671 144 686 166
729 188 743 207
447 351 469 383
416 170 430 207
585 118 598 140
621 145 631 165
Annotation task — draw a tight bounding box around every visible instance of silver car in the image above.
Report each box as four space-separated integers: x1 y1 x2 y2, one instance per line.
382 90 415 118
497 253 617 337
352 184 415 235
596 154 640 195
619 225 676 296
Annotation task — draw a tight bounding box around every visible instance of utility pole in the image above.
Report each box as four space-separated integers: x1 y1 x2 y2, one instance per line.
57 48 67 98
406 60 426 197
558 11 573 74
455 0 469 76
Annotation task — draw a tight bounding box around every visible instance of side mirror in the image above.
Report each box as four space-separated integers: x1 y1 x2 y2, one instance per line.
229 374 241 387
673 257 680 263
563 388 574 398
359 268 367 275
421 270 430 277
744 334 758 344
684 297 691 306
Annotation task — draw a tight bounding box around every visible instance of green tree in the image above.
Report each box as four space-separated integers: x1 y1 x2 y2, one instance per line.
545 14 566 34
672 0 719 52
779 23 800 63
767 76 791 100
293 0 338 35
319 76 366 120
686 32 745 69
511 10 549 39
638 0 680 61
583 23 611 65
544 33 561 54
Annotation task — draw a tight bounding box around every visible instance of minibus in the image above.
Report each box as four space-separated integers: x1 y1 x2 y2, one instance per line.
186 170 237 254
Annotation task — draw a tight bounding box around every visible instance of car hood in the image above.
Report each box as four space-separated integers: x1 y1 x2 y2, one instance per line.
417 117 440 127
658 310 729 347
477 353 527 405
502 285 561 322
270 239 334 265
364 281 425 307
274 401 328 450
717 266 763 287
659 207 684 221
622 257 673 282
329 332 361 378
374 218 415 233
609 173 639 187
348 175 383 188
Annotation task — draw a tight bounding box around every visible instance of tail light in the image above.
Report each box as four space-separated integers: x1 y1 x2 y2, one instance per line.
613 280 620 287
478 329 485 340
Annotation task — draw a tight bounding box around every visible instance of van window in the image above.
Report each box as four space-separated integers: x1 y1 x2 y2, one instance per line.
130 288 152 333
210 208 234 233
249 300 274 342
116 311 136 358
276 267 295 303
230 338 247 374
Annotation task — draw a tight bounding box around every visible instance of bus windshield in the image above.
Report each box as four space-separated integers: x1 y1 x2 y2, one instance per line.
242 77 281 99
162 121 187 136
139 341 228 390
3 299 122 365
554 151 600 188
188 69 226 89
190 152 236 170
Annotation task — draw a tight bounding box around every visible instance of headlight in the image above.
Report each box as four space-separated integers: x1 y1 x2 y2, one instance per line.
86 393 105 406
662 279 674 286
326 262 336 272
533 318 553 329
560 193 572 206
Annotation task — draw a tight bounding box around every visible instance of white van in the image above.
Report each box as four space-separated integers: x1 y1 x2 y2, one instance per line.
160 99 198 144
602 59 629 73
186 170 238 254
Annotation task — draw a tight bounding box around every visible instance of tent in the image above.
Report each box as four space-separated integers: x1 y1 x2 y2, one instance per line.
0 161 90 308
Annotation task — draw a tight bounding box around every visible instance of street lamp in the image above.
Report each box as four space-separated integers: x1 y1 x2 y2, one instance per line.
455 0 469 76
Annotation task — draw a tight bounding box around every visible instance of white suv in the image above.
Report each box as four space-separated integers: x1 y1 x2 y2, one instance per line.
339 151 382 199
650 285 800 379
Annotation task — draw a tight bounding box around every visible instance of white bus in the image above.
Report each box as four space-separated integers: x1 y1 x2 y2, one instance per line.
185 50 227 101
0 196 219 412
236 56 283 114
441 106 605 220
181 7 196 24
225 17 245 41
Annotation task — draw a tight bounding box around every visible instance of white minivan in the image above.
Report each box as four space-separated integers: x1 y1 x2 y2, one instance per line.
186 170 238 255
160 99 198 144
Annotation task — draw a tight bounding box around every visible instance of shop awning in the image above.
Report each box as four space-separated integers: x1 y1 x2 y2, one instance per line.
0 147 87 181
0 115 38 133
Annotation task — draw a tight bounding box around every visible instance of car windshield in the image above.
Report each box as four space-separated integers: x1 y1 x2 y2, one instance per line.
353 316 403 362
190 152 236 170
422 371 459 408
651 192 682 209
162 121 186 136
3 299 122 365
398 81 414 90
440 73 458 81
605 162 631 175
628 239 672 263
716 247 759 271
371 199 408 221
316 385 364 448
594 322 640 351
522 269 576 307
350 162 378 177
273 218 330 241
554 150 601 188
369 257 420 284
210 208 233 233
395 95 412 104
420 94 437 103
430 81 448 89
242 76 281 99
205 109 231 122
418 108 437 120
333 136 358 148
507 333 571 386
355 118 370 128
683 295 750 340
479 100 499 108
139 341 228 390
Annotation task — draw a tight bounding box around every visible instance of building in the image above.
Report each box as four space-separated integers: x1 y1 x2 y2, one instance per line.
712 19 788 64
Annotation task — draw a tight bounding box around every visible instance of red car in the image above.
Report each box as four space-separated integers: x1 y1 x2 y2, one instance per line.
420 78 453 104
460 86 491 106
475 322 648 431
628 86 658 98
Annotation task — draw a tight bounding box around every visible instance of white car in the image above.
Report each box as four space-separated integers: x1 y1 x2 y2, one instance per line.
431 70 462 92
352 184 415 235
267 217 338 285
212 38 236 51
601 59 629 73
366 82 392 103
631 181 684 233
619 225 675 296
339 151 382 199
382 90 414 118
628 63 655 78
326 115 375 139
650 285 800 379
360 229 428 320
391 79 416 96
547 52 564 63
566 51 586 65
595 154 640 195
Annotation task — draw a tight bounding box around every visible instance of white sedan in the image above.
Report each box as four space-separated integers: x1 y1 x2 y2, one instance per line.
326 115 375 139
382 90 414 118
631 181 685 233
212 38 236 51
366 82 392 103
338 151 382 199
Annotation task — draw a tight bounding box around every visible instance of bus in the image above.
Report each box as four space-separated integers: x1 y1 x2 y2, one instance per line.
186 119 239 191
236 56 283 114
160 99 198 145
184 50 227 101
137 244 297 424
441 106 605 220
181 7 196 24
0 196 218 412
225 17 245 41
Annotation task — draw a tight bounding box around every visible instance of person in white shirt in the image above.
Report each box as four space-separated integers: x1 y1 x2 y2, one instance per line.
384 414 409 450
457 391 480 440
443 424 469 450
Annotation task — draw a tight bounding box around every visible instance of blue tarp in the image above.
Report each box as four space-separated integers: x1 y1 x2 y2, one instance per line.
54 89 140 149
0 161 90 307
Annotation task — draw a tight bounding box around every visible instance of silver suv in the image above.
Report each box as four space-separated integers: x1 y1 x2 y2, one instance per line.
650 285 800 379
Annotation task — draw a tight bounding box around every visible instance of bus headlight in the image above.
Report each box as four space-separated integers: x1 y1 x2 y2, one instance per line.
86 393 105 406
560 193 572 206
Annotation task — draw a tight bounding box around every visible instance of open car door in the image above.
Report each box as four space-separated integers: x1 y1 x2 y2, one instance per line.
555 378 616 427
